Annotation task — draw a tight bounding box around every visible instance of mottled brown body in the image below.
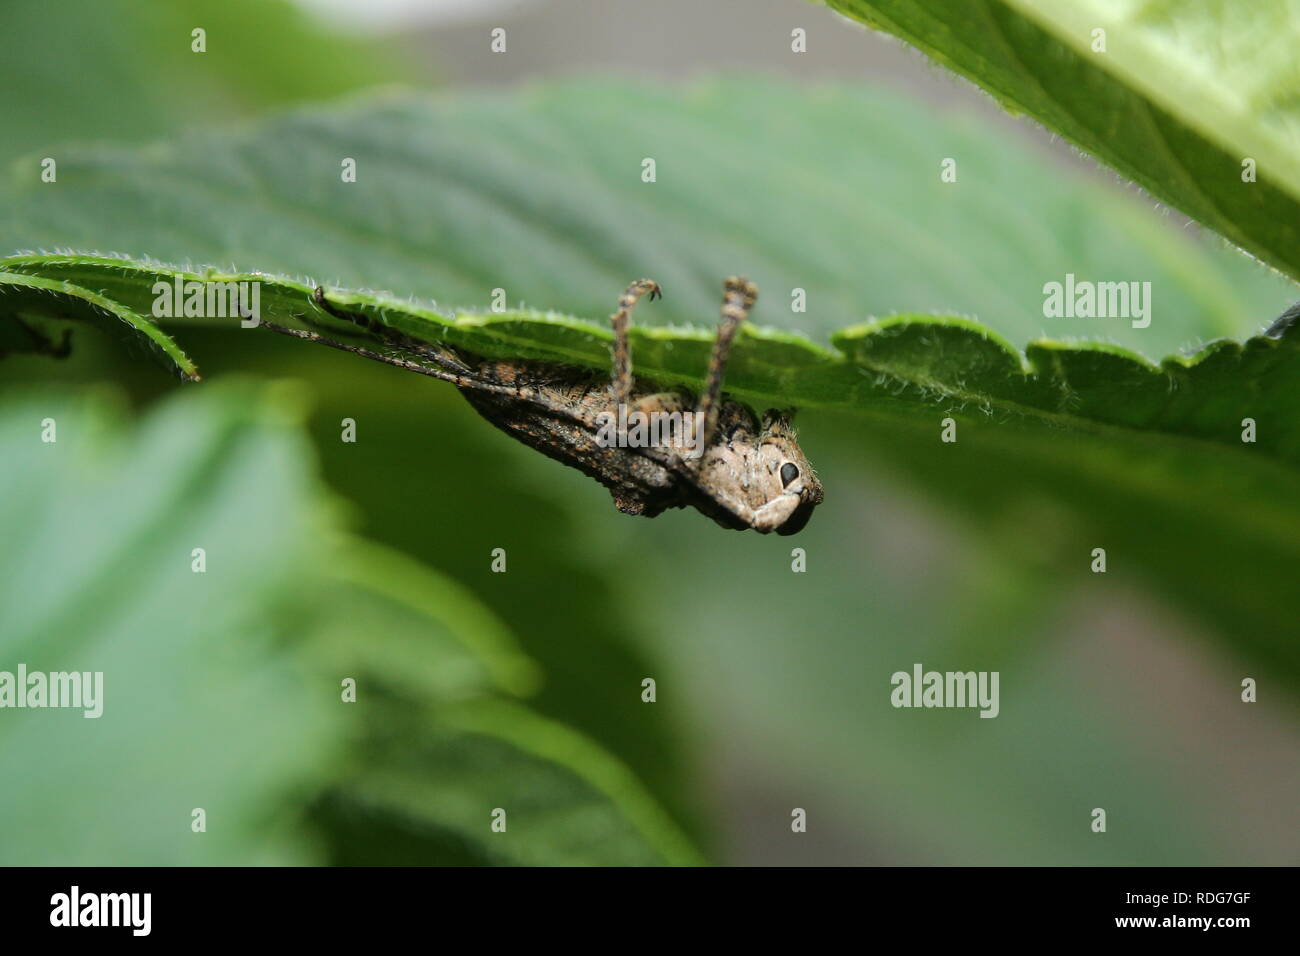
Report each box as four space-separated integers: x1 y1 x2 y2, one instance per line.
459 359 683 516
266 277 824 534
458 356 819 532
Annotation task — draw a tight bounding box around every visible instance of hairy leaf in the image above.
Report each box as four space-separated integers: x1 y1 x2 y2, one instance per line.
823 0 1300 282
2 254 1297 470
2 82 1297 688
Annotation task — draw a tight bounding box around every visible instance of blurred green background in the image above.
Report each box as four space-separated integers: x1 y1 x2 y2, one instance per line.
1 0 1296 865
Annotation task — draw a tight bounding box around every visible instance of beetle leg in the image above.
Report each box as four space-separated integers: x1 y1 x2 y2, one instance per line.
608 278 661 405
695 276 756 447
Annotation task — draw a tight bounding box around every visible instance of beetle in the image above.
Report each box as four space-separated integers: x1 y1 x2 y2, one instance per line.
262 276 823 535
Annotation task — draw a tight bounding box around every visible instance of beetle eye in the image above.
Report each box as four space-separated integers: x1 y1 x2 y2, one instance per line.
780 463 799 486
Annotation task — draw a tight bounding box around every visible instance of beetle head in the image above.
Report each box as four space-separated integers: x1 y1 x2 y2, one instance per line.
692 405 823 535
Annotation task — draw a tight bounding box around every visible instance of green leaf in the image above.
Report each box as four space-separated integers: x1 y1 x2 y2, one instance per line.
317 697 705 866
2 81 1297 689
2 80 1293 359
0 269 197 378
323 536 542 699
305 540 701 866
822 0 1300 282
0 383 701 865
4 253 1298 470
0 382 342 864
0 0 410 167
